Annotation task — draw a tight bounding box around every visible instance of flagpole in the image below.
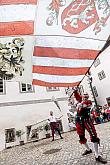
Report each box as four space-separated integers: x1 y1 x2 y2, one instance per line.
51 96 62 112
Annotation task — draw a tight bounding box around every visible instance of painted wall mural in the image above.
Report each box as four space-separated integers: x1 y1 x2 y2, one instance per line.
0 36 34 83
0 38 25 80
46 0 110 35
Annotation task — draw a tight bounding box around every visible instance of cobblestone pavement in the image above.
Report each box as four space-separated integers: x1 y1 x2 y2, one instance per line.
0 122 110 165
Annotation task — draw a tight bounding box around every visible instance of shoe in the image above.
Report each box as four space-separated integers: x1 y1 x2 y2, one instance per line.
82 149 92 156
52 139 54 141
60 136 63 139
95 156 107 164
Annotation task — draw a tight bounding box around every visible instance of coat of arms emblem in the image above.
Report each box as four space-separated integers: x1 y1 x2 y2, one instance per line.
46 0 110 35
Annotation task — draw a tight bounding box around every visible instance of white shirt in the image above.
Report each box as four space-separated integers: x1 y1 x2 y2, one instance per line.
48 115 57 123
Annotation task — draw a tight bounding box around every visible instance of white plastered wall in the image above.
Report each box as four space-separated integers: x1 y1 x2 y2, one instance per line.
0 82 69 150
80 46 110 106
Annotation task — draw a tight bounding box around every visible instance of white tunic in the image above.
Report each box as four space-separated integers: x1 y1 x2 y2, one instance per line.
48 115 57 123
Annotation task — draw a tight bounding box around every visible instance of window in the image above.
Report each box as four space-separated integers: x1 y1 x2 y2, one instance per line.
46 87 59 92
78 85 84 95
0 78 5 94
98 70 106 80
93 86 98 97
5 128 15 143
94 58 100 67
20 83 34 93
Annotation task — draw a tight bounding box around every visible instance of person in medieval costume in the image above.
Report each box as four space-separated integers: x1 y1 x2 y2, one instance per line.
48 111 63 141
72 88 107 164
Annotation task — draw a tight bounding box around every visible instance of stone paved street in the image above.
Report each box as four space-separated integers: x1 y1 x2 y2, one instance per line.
0 122 110 165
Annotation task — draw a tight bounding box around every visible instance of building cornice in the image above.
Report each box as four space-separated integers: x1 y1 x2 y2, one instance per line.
0 97 68 107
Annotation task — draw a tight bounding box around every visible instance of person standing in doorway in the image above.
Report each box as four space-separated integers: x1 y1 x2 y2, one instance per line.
48 111 63 141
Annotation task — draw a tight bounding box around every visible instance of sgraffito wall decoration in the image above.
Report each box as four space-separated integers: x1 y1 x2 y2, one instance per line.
0 36 34 82
0 38 25 80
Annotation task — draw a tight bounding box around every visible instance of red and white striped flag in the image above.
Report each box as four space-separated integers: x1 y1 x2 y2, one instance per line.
32 36 105 87
0 0 37 36
32 0 110 87
1 0 110 86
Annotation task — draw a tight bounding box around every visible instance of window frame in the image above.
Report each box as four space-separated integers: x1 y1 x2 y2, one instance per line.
93 86 98 97
94 58 100 68
5 128 16 143
0 78 6 95
46 87 60 92
19 83 35 93
98 70 106 80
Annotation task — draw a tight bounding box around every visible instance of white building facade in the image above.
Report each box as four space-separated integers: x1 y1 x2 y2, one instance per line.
0 82 70 151
80 45 110 107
